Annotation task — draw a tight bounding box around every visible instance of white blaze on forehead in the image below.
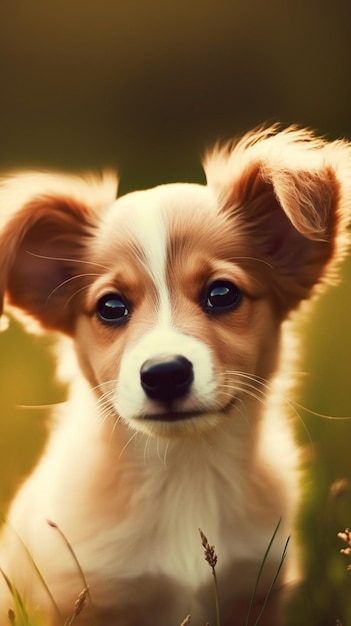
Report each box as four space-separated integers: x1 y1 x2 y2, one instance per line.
100 185 172 323
101 183 219 324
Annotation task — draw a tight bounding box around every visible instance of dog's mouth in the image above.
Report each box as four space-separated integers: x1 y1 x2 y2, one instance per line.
141 396 237 423
143 409 205 422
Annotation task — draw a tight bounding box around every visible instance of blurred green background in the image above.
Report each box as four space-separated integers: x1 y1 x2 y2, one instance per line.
1 1 351 623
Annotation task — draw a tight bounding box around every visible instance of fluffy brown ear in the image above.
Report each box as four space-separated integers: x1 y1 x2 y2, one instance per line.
204 127 351 315
0 171 118 334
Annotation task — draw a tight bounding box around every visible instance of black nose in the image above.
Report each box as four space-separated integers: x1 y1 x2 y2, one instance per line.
140 355 194 404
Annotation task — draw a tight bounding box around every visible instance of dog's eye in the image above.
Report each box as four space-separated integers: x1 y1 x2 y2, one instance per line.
96 293 130 324
204 280 242 313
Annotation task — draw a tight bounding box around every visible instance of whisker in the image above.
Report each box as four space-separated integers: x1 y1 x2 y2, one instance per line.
292 401 351 421
232 397 253 432
95 388 117 430
26 250 110 271
96 399 115 418
95 388 115 403
117 430 139 462
90 380 117 394
97 393 114 412
222 370 315 451
156 436 171 468
227 255 274 269
64 284 93 309
96 395 115 410
162 438 171 468
225 370 273 387
220 375 269 402
45 272 101 305
216 385 254 432
16 402 66 410
110 414 123 440
220 383 268 408
143 434 152 463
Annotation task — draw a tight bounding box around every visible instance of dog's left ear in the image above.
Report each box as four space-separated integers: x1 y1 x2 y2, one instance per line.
0 171 118 333
205 127 351 314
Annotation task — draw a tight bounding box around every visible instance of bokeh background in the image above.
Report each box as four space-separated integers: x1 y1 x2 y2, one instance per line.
1 1 351 624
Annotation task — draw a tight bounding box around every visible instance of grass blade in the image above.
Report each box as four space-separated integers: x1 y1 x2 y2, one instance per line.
245 517 283 626
1 568 34 625
47 521 97 625
0 522 62 622
253 536 290 626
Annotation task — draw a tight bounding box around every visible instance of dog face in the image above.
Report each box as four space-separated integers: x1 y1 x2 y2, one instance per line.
73 183 281 437
0 127 349 440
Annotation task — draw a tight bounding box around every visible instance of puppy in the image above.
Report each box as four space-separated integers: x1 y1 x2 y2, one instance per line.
0 126 350 626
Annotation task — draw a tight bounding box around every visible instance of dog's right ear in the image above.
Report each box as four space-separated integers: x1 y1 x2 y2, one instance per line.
205 127 351 316
0 171 118 334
